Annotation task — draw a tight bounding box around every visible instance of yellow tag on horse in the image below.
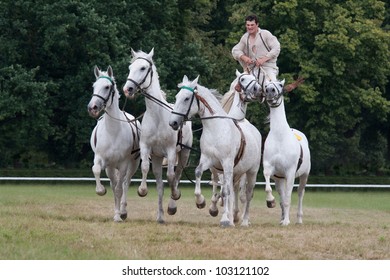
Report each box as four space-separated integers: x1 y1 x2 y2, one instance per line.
294 133 302 141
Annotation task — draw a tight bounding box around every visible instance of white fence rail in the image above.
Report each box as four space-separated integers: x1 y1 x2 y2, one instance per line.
1 177 389 188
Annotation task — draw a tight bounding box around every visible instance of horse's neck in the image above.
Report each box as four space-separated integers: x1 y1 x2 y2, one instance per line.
144 76 165 104
269 99 291 133
198 91 227 127
103 92 124 127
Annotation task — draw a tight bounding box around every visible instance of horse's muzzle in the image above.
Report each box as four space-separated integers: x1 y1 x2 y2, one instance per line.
88 105 101 118
169 120 180 131
123 87 136 99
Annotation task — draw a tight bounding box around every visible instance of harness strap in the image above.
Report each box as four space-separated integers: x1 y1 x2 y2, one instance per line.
213 119 246 171
122 111 141 160
93 126 98 147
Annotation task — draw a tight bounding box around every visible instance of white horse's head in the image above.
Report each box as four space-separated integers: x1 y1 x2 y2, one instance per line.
123 48 155 98
88 66 117 118
264 79 285 107
169 75 199 131
235 70 264 103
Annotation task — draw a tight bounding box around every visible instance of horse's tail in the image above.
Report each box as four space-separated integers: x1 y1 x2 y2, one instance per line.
284 76 305 93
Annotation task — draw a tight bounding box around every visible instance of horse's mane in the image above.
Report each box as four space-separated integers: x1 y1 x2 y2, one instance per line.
220 77 238 113
130 50 148 63
196 84 222 105
98 71 116 83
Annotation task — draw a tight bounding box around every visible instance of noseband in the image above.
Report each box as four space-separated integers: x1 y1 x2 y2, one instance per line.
126 57 153 91
171 86 199 121
92 76 116 107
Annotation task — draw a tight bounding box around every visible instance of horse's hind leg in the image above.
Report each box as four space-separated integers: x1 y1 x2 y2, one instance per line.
195 161 210 210
209 171 220 216
296 174 308 224
106 167 123 222
241 173 255 227
119 160 138 221
137 146 151 197
233 175 246 224
151 157 166 223
168 150 184 201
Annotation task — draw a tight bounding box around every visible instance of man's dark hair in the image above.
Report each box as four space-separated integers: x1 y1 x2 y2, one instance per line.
245 14 258 24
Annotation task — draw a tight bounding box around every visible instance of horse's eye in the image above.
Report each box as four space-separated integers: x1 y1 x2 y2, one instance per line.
105 86 110 90
141 66 146 71
184 97 190 102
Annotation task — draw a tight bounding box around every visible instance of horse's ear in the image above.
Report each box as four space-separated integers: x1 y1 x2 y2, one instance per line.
148 48 154 59
235 69 242 77
281 79 285 87
94 66 100 78
192 75 199 87
182 75 189 83
107 66 113 77
194 75 200 84
131 48 136 58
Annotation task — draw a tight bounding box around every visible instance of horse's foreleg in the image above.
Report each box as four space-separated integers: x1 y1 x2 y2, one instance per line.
106 167 122 222
296 174 308 224
92 158 106 196
137 148 150 197
280 174 295 226
264 168 276 208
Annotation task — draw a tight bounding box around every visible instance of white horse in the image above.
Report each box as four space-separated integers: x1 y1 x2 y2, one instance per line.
260 79 311 226
169 75 262 227
88 66 141 222
205 71 263 220
123 48 193 224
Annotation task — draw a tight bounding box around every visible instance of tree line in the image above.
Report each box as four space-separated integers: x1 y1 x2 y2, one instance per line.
0 0 389 175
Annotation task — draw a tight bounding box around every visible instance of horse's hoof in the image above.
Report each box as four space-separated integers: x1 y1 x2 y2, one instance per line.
196 200 206 209
120 213 127 220
96 188 107 196
171 190 181 201
220 220 234 228
167 206 177 215
137 189 148 197
209 208 218 217
157 219 165 224
113 216 123 223
266 199 276 208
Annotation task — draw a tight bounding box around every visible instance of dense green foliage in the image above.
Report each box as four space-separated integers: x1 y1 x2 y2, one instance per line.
0 0 389 175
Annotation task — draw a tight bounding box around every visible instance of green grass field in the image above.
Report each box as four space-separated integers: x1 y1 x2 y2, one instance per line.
0 183 389 260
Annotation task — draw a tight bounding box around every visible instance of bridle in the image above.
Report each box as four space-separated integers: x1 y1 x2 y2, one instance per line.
126 57 153 92
238 73 265 103
171 86 199 122
171 86 242 122
91 76 116 108
265 81 284 108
